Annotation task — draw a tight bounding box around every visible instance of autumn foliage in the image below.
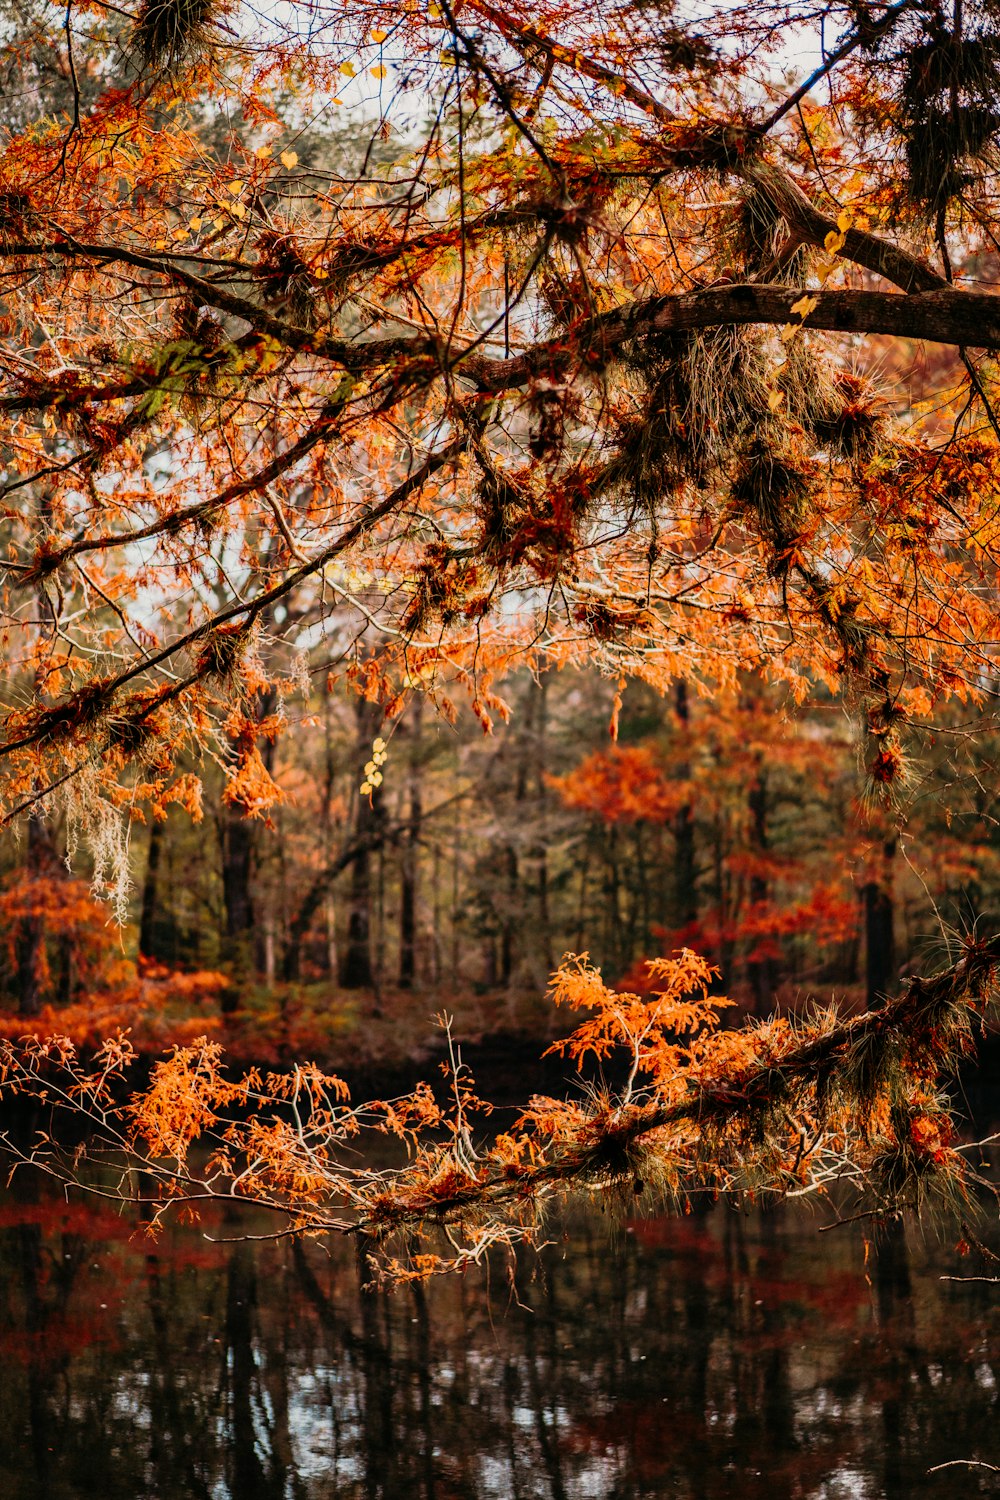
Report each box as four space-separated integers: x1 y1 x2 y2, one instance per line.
4 0 1000 1266
0 937 993 1283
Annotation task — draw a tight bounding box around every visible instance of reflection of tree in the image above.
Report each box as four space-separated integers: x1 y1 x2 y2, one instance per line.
874 1218 913 1499
1 1185 999 1498
18 1217 58 1496
144 1250 215 1500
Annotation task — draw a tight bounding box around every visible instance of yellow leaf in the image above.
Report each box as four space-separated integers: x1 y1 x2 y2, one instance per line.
371 27 387 41
227 180 242 195
189 217 203 231
373 737 386 753
254 144 273 159
837 209 853 233
339 59 356 77
213 217 225 231
790 294 818 319
767 389 785 412
232 201 246 219
824 229 845 254
280 150 298 168
371 64 386 78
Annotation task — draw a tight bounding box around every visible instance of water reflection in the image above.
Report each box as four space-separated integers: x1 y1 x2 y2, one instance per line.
0 1178 997 1499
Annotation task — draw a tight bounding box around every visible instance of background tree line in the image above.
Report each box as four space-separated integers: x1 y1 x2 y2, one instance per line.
2 664 998 1047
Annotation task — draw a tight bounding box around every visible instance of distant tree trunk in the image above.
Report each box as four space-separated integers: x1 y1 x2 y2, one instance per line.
138 817 163 961
341 835 375 989
219 807 256 1010
574 853 591 952
747 762 775 1012
263 915 276 986
606 822 623 972
500 842 517 987
673 679 698 929
340 697 381 990
430 842 441 984
19 534 58 1018
398 696 423 989
450 809 461 986
218 685 278 1009
282 680 343 985
282 844 371 983
713 815 734 987
500 689 531 987
530 672 553 975
865 837 897 1006
325 893 338 979
16 810 56 1017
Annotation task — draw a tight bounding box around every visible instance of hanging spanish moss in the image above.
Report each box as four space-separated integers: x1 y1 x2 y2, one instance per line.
899 9 1000 212
728 440 813 566
129 0 221 74
810 369 889 464
731 185 808 284
610 326 771 505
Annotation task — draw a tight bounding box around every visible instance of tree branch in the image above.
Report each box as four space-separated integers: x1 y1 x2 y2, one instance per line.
460 284 1000 393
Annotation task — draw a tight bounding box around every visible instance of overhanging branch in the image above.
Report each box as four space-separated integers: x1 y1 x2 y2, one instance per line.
461 284 1000 391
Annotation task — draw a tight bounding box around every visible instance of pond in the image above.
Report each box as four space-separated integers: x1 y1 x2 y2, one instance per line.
0 1172 997 1499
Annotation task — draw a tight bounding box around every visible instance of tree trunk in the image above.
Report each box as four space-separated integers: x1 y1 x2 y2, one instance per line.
865 837 897 1006
340 697 382 990
398 695 423 989
217 685 278 1009
672 680 698 929
530 672 553 975
341 834 375 989
219 807 256 1010
16 811 56 1018
747 764 775 1013
138 817 163 961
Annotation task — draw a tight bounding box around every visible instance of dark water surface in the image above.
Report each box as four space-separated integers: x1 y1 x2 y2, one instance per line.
1 1175 998 1500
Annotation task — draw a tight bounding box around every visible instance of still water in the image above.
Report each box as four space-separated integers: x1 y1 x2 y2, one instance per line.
0 1175 997 1500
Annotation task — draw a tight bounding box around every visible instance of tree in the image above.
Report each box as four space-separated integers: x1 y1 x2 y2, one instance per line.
3 0 1000 1273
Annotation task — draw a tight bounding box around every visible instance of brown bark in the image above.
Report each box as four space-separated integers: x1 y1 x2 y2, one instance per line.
747 763 775 1013
218 685 277 1009
398 695 423 990
672 680 697 930
16 810 58 1018
864 838 898 1007
340 697 383 991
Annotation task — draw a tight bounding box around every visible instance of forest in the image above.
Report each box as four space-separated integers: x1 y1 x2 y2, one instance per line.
7 0 1000 1490
3 0 1000 1444
4 665 1000 1070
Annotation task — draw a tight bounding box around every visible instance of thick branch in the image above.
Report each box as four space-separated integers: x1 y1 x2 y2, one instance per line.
364 936 1000 1235
741 162 946 293
461 284 1000 392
